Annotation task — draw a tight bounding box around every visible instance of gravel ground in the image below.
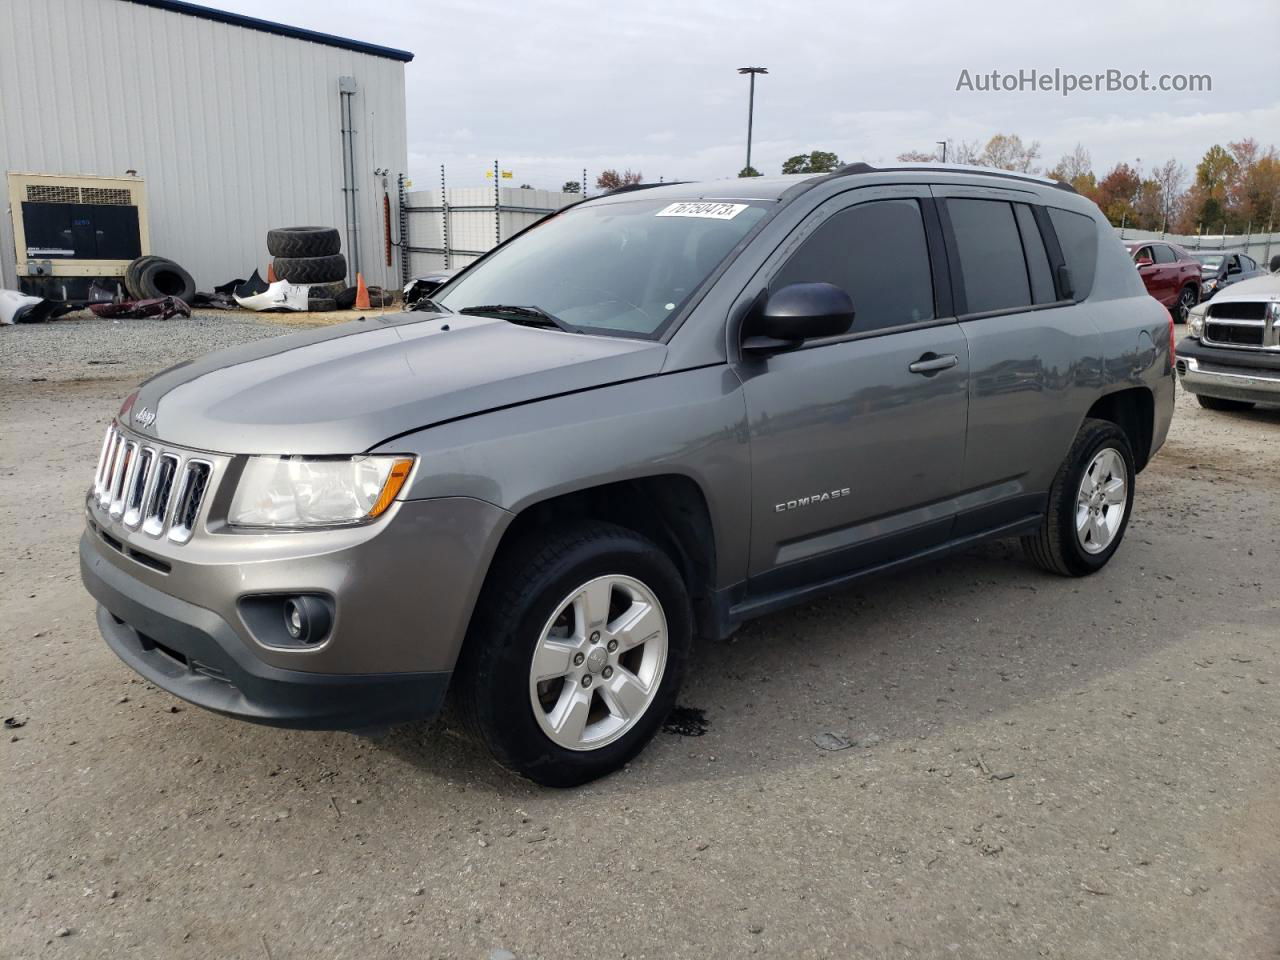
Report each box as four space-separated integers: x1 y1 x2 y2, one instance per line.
2 319 1278 959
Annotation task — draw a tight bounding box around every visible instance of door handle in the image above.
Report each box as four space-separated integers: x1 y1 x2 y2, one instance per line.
908 353 959 375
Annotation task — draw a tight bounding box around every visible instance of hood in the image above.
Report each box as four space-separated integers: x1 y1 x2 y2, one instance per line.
1203 272 1280 304
126 312 667 454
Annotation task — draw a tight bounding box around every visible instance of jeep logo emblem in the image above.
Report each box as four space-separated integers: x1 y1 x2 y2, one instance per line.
133 406 156 427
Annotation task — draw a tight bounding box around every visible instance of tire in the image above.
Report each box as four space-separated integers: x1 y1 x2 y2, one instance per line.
453 523 692 787
1021 418 1136 577
134 258 196 302
306 297 337 312
1197 395 1255 412
304 280 347 301
272 254 347 285
1173 283 1198 323
124 256 163 299
266 226 341 259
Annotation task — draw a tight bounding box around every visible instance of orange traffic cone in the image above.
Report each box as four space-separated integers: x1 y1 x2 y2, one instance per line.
354 272 371 310
266 262 277 283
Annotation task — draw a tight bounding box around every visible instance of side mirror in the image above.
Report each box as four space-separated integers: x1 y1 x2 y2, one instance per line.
742 282 855 355
1135 257 1154 268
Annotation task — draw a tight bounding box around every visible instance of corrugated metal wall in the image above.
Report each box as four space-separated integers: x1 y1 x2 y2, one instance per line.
0 0 407 291
405 188 580 275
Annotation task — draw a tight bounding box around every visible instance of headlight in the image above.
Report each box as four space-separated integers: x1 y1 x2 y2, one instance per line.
1202 278 1218 292
229 455 415 528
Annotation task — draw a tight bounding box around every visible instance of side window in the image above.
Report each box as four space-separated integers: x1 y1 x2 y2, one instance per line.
1153 245 1176 264
1013 204 1056 303
946 198 1031 314
1133 246 1154 263
1227 255 1242 274
1242 255 1257 271
772 198 934 334
1046 207 1098 300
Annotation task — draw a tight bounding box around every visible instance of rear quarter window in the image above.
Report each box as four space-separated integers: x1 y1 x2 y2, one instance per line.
1046 207 1099 301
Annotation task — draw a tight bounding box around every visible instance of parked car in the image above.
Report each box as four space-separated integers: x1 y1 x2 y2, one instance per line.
1191 251 1264 300
402 268 458 309
1126 240 1201 321
1178 272 1280 410
80 165 1174 786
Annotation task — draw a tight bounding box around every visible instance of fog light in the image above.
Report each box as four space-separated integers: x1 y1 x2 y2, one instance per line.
281 596 331 645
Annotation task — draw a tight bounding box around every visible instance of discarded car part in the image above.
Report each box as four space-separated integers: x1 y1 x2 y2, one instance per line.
403 270 457 309
88 296 191 320
190 291 238 310
234 279 309 312
232 270 269 299
88 280 123 303
129 257 196 303
1 289 65 324
213 277 247 295
272 253 347 285
266 226 341 259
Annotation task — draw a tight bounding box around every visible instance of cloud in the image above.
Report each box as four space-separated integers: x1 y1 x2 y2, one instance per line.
211 0 1279 188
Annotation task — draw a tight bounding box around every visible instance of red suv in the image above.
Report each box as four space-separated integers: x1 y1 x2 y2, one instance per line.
1126 241 1201 322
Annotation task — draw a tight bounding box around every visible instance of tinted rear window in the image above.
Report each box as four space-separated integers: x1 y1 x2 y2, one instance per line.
1046 207 1098 300
1153 244 1176 264
946 199 1031 314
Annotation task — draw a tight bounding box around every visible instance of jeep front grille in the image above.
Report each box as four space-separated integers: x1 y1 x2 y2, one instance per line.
92 425 214 544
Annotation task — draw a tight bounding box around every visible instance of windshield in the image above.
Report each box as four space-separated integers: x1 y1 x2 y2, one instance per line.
436 198 770 337
1193 254 1224 270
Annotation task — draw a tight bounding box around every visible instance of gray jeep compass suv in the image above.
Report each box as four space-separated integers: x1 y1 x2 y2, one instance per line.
81 163 1175 786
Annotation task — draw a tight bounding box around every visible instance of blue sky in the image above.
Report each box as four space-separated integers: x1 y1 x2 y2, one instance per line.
218 0 1279 190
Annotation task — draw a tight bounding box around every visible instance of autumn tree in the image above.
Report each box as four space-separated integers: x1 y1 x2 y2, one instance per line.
977 134 1041 173
739 165 762 177
595 169 643 190
1047 143 1097 196
781 150 842 174
561 180 580 194
1095 163 1142 226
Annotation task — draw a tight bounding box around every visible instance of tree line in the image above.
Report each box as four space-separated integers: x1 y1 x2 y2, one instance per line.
575 136 1279 237
898 135 1279 235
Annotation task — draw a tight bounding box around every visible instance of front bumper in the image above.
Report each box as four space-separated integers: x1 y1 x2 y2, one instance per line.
82 531 450 729
1176 338 1280 404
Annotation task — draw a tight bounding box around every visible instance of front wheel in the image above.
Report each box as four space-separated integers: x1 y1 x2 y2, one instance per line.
1197 395 1255 412
1022 419 1136 576
453 523 691 787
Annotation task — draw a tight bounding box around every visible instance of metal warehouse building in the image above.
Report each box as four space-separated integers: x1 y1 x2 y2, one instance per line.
0 0 411 296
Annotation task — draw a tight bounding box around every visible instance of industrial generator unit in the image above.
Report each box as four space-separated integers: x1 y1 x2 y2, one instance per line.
6 172 150 301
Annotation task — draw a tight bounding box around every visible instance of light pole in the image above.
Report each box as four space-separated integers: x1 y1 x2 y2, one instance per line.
738 67 767 175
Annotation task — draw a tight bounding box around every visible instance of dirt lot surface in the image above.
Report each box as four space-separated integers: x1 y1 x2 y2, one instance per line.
2 317 1278 959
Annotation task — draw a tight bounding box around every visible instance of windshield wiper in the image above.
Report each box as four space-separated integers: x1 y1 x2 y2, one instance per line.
458 304 580 333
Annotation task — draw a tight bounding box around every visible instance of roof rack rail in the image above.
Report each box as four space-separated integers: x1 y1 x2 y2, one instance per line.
601 181 687 197
822 161 1077 194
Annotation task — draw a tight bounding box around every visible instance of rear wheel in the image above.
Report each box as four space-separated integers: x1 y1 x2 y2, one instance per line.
453 523 691 787
1197 395 1255 412
1022 419 1135 576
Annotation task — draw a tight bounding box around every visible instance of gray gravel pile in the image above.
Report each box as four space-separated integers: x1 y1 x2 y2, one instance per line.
0 312 306 387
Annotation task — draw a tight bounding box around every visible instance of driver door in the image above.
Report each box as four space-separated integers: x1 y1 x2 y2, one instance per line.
733 186 970 593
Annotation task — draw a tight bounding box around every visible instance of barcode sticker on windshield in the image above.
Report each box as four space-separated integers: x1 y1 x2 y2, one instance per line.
656 202 749 220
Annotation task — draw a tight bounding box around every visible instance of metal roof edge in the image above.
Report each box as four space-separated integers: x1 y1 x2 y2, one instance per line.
119 0 415 62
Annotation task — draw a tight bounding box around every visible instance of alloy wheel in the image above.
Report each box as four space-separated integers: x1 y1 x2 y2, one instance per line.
528 575 668 751
1076 447 1128 554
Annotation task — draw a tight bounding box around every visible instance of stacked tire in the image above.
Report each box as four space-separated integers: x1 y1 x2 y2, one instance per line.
267 227 347 310
125 256 196 303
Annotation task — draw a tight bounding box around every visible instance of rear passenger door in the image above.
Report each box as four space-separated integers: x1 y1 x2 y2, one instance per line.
933 187 1102 533
1151 243 1179 303
735 186 970 588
